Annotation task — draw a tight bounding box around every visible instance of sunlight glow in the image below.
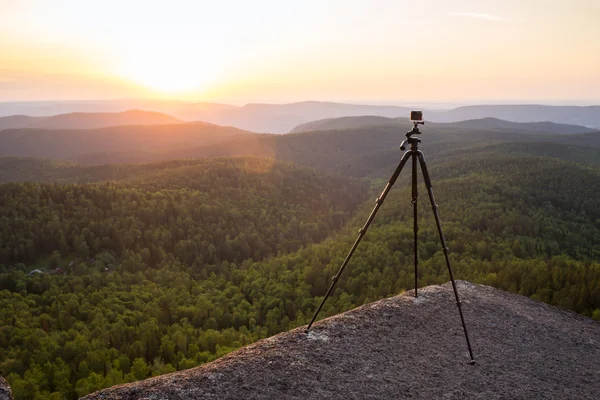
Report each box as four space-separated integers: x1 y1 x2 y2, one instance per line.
1 0 599 102
116 48 221 94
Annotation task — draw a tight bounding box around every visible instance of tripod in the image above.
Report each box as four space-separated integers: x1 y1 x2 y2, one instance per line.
305 121 475 364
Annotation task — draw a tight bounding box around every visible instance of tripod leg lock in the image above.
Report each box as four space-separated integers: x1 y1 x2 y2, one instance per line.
375 197 383 205
358 228 365 235
332 275 339 283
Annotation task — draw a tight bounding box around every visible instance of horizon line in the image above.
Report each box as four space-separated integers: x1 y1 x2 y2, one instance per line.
1 98 600 108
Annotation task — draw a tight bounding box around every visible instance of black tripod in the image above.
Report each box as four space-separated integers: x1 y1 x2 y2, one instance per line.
305 121 475 364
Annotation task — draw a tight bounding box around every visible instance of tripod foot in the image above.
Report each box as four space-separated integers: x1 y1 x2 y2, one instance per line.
304 329 309 334
469 359 476 365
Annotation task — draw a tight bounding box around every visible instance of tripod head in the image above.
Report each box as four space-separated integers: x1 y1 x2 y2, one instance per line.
407 120 424 137
400 119 424 151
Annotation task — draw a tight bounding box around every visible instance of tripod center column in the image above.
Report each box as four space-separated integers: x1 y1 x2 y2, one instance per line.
411 152 419 297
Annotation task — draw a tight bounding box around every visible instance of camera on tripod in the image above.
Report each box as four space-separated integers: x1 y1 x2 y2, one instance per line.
411 111 424 126
305 113 475 364
410 110 423 122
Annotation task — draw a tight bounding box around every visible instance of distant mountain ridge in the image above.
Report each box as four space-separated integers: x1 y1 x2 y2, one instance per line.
289 116 402 133
443 117 596 133
434 104 600 128
0 109 181 130
290 115 596 134
189 101 413 133
2 100 600 133
0 115 46 131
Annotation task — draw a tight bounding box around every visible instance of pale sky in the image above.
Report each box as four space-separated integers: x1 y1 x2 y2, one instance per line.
1 0 599 103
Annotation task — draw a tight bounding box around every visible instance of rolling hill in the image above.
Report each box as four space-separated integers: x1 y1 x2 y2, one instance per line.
550 131 600 148
0 157 369 268
0 115 45 131
0 122 252 162
432 141 600 169
0 157 210 184
0 110 181 130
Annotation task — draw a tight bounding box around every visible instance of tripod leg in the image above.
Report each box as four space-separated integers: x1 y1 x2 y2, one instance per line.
305 150 412 333
417 151 476 364
411 152 418 297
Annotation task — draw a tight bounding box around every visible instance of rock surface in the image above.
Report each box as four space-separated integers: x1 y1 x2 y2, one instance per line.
83 281 600 399
0 377 13 400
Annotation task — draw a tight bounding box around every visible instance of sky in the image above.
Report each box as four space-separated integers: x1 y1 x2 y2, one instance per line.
1 0 599 104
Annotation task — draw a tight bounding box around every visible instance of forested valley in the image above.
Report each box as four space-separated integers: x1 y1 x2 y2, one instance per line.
1 122 600 399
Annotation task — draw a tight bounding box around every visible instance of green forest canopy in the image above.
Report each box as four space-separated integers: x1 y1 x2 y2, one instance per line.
1 139 600 399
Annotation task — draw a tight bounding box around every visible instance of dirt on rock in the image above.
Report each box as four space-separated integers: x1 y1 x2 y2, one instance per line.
83 281 600 399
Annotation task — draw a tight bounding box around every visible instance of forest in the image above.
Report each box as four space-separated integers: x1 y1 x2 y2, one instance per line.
1 125 600 399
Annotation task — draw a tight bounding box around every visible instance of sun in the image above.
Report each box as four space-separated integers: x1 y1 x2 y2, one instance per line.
116 48 220 94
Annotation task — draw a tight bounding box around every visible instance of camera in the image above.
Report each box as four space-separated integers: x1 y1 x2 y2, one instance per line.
410 111 423 122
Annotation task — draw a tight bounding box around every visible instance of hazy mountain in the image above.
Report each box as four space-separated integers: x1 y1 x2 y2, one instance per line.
173 102 600 132
0 99 236 119
0 110 182 130
0 115 46 131
3 100 600 133
30 110 181 129
440 117 596 134
289 115 401 133
0 101 413 133
188 101 413 133
290 116 596 135
82 282 600 400
431 104 600 129
0 99 208 119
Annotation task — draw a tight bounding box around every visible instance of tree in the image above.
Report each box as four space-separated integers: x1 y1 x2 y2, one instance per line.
130 358 149 381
